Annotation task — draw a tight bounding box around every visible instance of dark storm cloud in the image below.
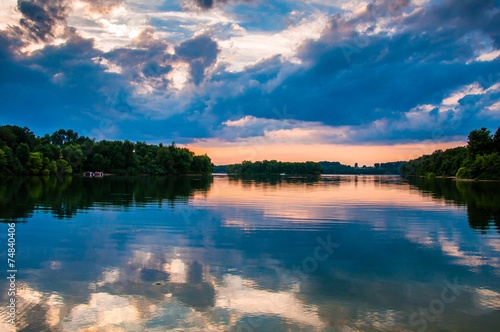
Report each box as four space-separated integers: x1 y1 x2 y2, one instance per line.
1 0 500 145
194 0 216 9
0 0 217 142
360 0 412 20
174 34 220 85
0 24 134 136
402 0 500 45
200 0 500 142
105 29 174 90
16 0 67 42
185 0 255 10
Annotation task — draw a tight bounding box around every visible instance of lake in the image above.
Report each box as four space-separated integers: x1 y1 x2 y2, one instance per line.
0 175 499 331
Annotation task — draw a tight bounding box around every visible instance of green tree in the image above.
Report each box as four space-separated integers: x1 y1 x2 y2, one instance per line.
62 144 84 171
0 126 16 147
191 155 214 174
0 126 213 176
469 153 500 180
56 159 73 175
49 161 57 174
172 147 193 174
51 129 67 146
0 149 6 172
27 152 44 175
456 167 469 179
15 143 30 166
467 127 494 160
34 143 61 160
157 147 174 174
41 157 51 175
112 151 126 171
494 127 500 153
91 153 109 171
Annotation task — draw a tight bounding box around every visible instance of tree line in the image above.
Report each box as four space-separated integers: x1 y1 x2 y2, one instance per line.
216 161 404 175
0 125 214 176
400 127 500 180
226 160 322 175
319 161 405 175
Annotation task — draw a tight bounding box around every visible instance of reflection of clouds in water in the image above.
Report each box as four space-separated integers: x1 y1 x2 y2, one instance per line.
405 227 500 270
66 253 332 330
165 258 188 283
353 309 400 331
216 274 326 328
0 322 15 332
46 294 65 327
0 283 64 331
63 293 141 331
4 176 500 330
472 288 500 312
438 236 490 269
97 267 121 286
211 177 500 271
7 254 500 331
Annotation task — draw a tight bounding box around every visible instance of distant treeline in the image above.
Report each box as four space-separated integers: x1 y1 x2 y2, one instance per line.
0 125 214 176
215 161 404 175
319 161 404 175
226 160 322 175
400 127 500 180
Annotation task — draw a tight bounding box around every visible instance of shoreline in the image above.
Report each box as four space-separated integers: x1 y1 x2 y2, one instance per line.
418 175 500 183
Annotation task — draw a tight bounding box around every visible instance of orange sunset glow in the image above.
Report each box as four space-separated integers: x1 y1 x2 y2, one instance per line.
188 140 466 166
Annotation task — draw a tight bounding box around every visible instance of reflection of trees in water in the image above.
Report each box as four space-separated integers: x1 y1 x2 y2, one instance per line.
407 177 500 233
228 174 322 185
0 176 213 221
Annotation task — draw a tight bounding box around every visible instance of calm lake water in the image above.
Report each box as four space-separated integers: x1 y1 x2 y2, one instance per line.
1 175 499 331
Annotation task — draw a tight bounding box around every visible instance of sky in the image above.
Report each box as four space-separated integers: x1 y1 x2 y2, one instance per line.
0 0 499 165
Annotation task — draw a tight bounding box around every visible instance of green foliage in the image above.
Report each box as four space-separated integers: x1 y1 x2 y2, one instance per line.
401 127 500 180
49 161 57 174
0 127 16 147
27 152 44 175
400 147 467 177
467 127 494 161
494 127 500 153
0 125 214 176
469 153 500 180
227 160 322 175
34 143 61 160
62 144 84 172
15 143 30 166
0 149 6 167
0 148 7 175
191 155 214 174
456 167 469 179
56 159 73 175
321 161 404 175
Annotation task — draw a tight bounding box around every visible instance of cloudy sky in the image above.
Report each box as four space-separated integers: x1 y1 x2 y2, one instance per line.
0 0 499 165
